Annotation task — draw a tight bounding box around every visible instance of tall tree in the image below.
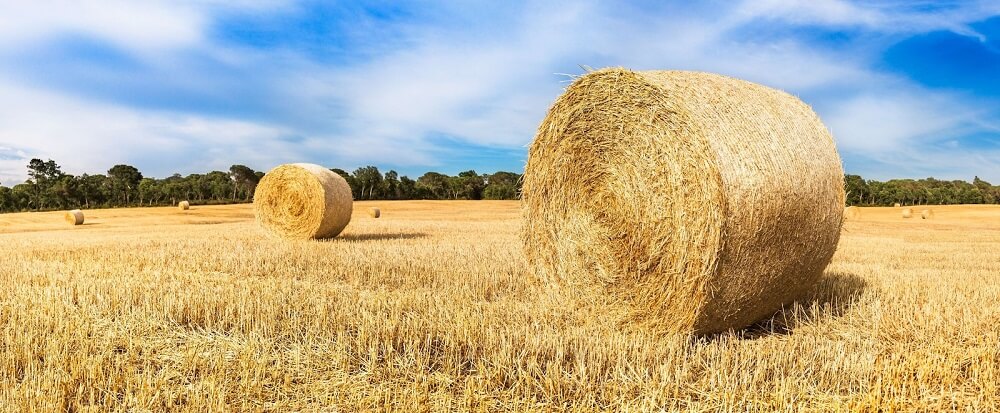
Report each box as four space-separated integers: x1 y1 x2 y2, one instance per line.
383 170 400 199
483 171 521 200
352 166 382 200
416 172 450 199
108 164 142 206
229 165 259 201
452 170 485 200
26 158 64 209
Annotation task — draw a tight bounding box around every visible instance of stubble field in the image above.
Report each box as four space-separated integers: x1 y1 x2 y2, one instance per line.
0 201 998 412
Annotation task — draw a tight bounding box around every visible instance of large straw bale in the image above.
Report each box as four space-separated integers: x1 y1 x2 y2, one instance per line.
178 201 190 211
253 163 353 239
65 210 84 225
522 68 845 335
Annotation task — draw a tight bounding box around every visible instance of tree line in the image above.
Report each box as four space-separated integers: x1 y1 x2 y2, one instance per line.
3 159 998 213
0 159 523 213
845 174 1000 206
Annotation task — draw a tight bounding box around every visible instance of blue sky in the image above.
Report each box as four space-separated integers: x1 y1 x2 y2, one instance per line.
0 0 999 185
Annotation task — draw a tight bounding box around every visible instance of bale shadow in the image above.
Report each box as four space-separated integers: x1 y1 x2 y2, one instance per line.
731 271 868 339
335 232 429 242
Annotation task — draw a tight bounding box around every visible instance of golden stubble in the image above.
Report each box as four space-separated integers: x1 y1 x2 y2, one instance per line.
0 202 997 412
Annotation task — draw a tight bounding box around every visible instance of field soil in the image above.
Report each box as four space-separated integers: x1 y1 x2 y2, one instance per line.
1 202 998 411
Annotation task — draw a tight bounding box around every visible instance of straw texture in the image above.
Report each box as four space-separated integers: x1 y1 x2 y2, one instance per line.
178 201 190 211
369 207 381 218
902 208 913 218
253 163 353 239
522 68 845 335
921 209 934 219
65 210 84 226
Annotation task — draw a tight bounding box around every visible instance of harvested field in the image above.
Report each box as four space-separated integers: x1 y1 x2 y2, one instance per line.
0 202 998 411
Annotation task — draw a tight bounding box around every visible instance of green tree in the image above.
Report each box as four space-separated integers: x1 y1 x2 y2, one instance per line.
483 171 520 200
138 178 160 206
0 185 11 212
416 172 450 199
450 170 485 200
26 158 65 209
352 166 382 200
383 170 401 199
108 164 143 206
229 165 259 202
843 174 868 206
78 174 109 208
331 168 360 197
204 171 234 201
399 176 417 199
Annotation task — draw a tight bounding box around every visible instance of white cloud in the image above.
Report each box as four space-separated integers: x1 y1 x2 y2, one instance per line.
824 90 982 152
0 80 296 184
0 1 205 54
734 0 1000 38
0 0 998 184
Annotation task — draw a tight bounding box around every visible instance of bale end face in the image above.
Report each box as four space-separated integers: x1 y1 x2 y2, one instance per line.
253 163 353 239
65 210 84 225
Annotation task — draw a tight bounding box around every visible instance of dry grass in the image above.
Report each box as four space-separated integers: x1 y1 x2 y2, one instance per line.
0 202 998 411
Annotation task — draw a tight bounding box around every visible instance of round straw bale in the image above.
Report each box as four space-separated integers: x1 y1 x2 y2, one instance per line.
522 68 845 335
65 210 84 225
920 209 934 219
369 207 381 218
178 201 190 211
253 163 353 239
894 203 901 207
844 206 861 220
902 208 913 218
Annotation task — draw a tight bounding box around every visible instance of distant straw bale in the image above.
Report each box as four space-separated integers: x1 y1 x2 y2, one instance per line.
844 206 861 220
253 163 353 239
178 201 190 211
522 68 845 335
369 207 381 218
921 209 934 219
894 203 901 207
65 210 84 226
902 208 913 218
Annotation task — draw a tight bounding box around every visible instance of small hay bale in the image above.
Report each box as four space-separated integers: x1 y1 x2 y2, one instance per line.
522 68 845 335
894 202 901 207
369 207 381 218
921 209 934 219
65 210 84 225
253 163 353 239
844 206 861 220
902 208 913 218
178 201 190 211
